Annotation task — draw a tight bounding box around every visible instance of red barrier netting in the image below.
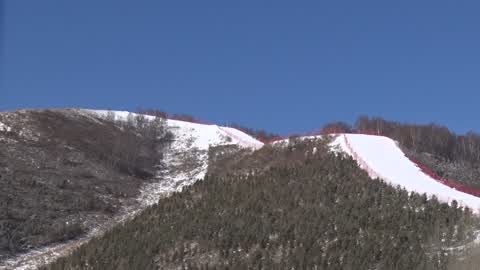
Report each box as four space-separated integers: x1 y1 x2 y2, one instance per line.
405 156 480 197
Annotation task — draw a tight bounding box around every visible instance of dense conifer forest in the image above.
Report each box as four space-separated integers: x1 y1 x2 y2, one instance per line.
43 137 479 270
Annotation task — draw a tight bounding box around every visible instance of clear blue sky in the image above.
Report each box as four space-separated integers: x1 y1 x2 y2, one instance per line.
1 1 479 134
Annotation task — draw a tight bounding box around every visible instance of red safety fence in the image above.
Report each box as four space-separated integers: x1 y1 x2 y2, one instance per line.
344 132 480 199
405 156 480 197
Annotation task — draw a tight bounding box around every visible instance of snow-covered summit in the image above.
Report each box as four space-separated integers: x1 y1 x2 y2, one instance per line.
86 109 263 150
84 109 264 204
86 109 480 212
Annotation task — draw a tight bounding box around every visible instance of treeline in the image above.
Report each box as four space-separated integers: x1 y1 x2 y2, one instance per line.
137 107 280 143
323 117 480 189
322 116 480 188
356 116 480 164
324 116 480 164
43 137 478 270
224 123 280 143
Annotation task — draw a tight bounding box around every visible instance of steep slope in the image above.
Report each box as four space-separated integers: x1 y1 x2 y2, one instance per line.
4 110 480 269
330 134 480 212
42 137 478 270
272 133 480 213
87 110 263 205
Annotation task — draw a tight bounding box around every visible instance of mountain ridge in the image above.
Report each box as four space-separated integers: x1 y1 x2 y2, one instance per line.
2 108 480 269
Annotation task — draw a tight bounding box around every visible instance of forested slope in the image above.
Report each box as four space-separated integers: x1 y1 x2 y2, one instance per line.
0 109 171 259
43 137 478 270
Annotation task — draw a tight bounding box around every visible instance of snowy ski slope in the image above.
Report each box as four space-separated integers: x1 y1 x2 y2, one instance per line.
332 134 480 213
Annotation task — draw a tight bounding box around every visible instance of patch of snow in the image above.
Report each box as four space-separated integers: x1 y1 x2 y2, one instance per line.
87 109 262 148
218 126 263 149
0 122 11 132
137 118 262 205
84 109 263 205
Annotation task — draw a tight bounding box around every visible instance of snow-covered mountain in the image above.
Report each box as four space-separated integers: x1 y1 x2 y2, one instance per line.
89 110 480 212
0 109 264 270
3 109 480 269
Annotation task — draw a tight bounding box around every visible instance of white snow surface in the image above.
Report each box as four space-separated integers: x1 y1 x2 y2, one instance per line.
89 110 263 150
331 134 480 213
274 133 480 212
0 122 11 132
